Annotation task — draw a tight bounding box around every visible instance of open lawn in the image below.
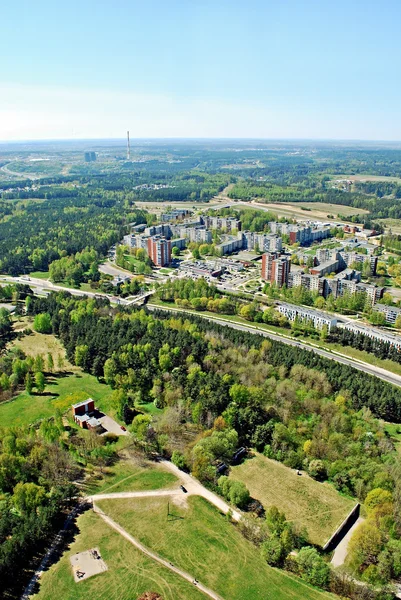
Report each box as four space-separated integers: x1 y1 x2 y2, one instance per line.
11 327 73 366
230 454 355 546
29 271 51 279
31 510 204 600
87 457 178 495
97 495 335 600
0 371 116 428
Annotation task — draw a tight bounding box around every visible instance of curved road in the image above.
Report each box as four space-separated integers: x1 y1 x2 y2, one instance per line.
147 304 401 389
3 273 401 388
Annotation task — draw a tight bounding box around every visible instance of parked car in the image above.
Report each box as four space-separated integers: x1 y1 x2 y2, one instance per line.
180 485 187 493
120 425 126 431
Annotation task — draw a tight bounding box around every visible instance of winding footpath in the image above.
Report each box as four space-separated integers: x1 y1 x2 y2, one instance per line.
93 505 223 600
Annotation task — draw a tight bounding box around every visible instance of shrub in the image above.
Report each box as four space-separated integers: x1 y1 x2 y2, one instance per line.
308 459 326 481
296 546 330 589
261 536 285 566
171 450 187 470
33 313 52 334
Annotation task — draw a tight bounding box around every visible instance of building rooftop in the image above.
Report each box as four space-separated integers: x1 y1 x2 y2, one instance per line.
72 398 94 409
75 414 90 422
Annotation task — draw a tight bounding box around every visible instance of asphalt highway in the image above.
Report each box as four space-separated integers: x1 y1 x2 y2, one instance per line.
3 274 401 389
147 304 401 389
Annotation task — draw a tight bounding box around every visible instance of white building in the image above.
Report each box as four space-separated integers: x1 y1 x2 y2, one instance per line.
338 322 401 350
276 302 337 330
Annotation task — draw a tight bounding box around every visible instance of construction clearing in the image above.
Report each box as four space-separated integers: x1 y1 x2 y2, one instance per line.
70 547 108 583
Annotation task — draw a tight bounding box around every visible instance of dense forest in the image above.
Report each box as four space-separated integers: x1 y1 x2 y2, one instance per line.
17 291 401 593
0 194 148 275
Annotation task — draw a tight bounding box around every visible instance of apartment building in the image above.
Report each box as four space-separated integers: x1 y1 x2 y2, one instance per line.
201 216 241 232
144 224 172 238
262 253 290 286
288 272 323 294
216 233 244 255
147 236 172 267
310 259 339 277
181 226 213 244
338 322 401 350
243 232 282 253
276 302 337 330
373 304 401 324
269 222 330 246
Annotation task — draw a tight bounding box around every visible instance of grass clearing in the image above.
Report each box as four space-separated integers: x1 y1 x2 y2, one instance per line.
31 510 204 600
97 495 335 600
29 271 51 279
87 457 178 495
230 453 355 546
11 326 72 365
249 200 368 223
384 422 401 453
0 371 116 427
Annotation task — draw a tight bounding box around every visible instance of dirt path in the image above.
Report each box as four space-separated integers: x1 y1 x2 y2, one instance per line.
93 504 224 600
89 460 242 522
331 517 364 567
21 504 82 599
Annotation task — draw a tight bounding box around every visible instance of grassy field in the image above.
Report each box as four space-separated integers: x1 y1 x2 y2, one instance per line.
97 495 335 600
31 510 204 600
30 270 51 279
0 371 116 428
253 201 368 222
330 174 401 183
87 457 178 495
11 326 72 364
384 422 401 454
378 218 401 234
230 454 355 546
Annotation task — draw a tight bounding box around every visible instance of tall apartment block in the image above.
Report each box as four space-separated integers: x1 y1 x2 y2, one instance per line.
147 236 171 267
261 252 290 287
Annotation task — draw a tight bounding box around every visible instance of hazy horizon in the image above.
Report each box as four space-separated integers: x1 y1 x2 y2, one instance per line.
2 1 401 141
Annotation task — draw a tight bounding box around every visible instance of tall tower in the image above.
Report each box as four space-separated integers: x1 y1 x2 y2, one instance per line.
127 130 130 160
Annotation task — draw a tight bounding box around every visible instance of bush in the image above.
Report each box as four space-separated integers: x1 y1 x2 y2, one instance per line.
218 476 250 508
365 488 393 514
103 433 119 444
33 313 52 334
171 450 187 470
308 459 326 481
296 546 330 589
261 536 285 566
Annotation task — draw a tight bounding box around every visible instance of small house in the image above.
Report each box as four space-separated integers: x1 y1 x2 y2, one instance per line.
72 398 96 428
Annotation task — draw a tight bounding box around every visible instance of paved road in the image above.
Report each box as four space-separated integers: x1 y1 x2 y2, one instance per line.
0 275 150 307
1 161 40 180
331 517 365 568
93 504 223 600
4 273 401 387
147 304 401 389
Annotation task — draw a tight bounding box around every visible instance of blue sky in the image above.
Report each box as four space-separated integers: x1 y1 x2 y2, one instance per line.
1 0 400 140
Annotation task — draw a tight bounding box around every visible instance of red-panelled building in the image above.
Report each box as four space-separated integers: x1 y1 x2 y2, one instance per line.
262 252 290 287
147 236 172 267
